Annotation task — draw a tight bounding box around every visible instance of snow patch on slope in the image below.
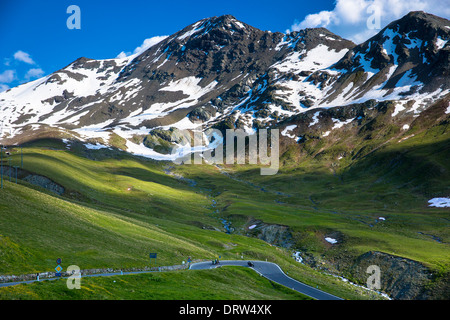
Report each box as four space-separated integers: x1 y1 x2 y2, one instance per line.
428 197 450 208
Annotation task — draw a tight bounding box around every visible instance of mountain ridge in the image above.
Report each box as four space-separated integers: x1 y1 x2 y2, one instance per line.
0 11 449 161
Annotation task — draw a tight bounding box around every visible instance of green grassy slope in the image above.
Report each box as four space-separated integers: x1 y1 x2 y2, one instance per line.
188 111 450 273
0 116 449 299
0 267 311 300
0 141 389 300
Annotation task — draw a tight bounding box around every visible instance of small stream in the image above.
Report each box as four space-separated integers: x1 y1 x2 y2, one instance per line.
163 165 232 233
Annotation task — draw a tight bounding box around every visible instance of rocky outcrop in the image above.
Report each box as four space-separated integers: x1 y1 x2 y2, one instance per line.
245 220 294 249
337 251 447 300
332 11 450 97
2 166 65 195
22 175 65 195
143 127 191 154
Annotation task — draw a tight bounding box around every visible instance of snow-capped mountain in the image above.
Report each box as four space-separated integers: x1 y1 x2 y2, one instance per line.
327 11 450 108
0 12 449 159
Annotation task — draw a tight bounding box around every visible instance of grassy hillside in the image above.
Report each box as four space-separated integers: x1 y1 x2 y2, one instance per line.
0 142 385 300
0 267 311 300
0 122 448 299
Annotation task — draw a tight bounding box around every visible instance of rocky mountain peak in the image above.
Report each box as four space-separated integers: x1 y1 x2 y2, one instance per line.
204 14 248 30
397 11 450 30
172 14 258 44
286 27 356 52
330 11 449 99
0 11 448 156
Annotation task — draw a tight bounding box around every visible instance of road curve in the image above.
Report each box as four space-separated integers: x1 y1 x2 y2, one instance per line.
189 260 343 300
0 260 343 300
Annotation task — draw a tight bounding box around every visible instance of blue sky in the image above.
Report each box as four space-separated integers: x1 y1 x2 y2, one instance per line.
0 0 333 90
1 0 449 92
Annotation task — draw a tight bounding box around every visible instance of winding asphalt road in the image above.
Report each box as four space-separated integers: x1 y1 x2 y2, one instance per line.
190 260 343 300
0 260 343 300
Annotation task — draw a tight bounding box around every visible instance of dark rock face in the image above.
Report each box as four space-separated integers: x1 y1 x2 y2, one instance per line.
347 251 436 300
22 174 65 195
245 220 294 249
300 249 448 300
332 11 450 97
143 127 191 154
289 27 355 52
188 106 215 122
110 14 293 126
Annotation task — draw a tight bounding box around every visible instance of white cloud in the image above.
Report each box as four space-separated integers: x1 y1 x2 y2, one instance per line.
116 51 129 59
25 68 44 80
116 35 168 58
289 0 450 43
133 36 168 55
0 70 16 83
0 84 10 92
13 50 35 64
298 10 336 29
0 70 15 92
0 51 43 89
